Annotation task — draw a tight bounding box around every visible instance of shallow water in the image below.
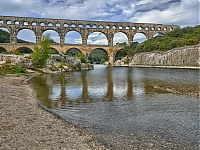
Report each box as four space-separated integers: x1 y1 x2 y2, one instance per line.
30 65 199 149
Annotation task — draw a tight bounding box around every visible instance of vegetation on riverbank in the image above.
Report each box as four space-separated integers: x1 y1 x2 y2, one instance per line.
122 25 200 56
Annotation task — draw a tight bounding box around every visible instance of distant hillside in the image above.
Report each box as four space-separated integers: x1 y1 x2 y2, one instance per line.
122 25 200 56
0 29 30 43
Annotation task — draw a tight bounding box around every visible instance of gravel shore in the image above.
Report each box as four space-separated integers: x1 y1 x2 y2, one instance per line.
0 75 106 150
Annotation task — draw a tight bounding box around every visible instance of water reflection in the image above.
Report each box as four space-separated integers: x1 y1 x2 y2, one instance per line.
30 66 199 109
29 66 199 149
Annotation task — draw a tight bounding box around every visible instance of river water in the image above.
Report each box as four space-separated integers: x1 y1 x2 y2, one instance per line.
30 65 199 149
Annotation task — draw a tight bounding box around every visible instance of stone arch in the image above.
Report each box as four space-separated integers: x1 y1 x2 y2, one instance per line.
133 32 147 43
15 21 20 25
50 47 59 54
153 32 164 38
88 48 108 64
0 27 10 43
87 32 108 45
0 46 7 53
17 28 36 43
113 32 128 45
15 47 33 54
65 30 82 44
66 48 82 56
42 29 60 43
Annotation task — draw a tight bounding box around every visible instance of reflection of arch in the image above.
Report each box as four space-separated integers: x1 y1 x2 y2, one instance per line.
113 32 128 45
65 31 82 44
88 48 108 64
66 48 82 56
15 47 33 53
133 32 147 43
115 49 127 61
0 47 7 53
50 47 59 54
17 29 36 43
42 29 60 43
87 32 108 45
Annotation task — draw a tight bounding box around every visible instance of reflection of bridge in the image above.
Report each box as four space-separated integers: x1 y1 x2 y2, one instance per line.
0 15 179 63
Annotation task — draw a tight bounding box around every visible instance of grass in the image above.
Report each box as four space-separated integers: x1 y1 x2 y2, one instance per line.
0 64 27 75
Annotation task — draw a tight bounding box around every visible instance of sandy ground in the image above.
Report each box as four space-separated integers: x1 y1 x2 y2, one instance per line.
0 75 106 150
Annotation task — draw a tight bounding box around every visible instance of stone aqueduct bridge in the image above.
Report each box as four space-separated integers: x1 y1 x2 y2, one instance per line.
0 15 179 63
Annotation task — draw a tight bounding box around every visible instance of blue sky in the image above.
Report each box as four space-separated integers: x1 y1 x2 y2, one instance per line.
0 0 199 44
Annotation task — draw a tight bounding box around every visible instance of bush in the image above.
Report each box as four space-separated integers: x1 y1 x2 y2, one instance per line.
75 53 88 63
12 65 26 73
31 34 51 68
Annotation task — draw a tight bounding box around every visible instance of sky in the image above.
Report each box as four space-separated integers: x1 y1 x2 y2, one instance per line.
0 0 199 44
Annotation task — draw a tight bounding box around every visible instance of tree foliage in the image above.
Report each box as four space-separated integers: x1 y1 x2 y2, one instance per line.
31 34 52 68
75 53 88 63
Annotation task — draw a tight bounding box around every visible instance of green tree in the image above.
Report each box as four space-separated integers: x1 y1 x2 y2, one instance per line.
31 34 51 68
75 53 88 63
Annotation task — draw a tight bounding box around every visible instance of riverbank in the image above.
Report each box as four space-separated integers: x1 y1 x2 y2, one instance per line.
0 75 106 150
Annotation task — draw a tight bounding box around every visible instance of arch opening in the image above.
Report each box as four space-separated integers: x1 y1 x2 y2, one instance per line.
113 32 128 45
88 48 108 64
42 30 60 43
32 22 36 26
0 47 7 53
0 27 10 43
153 32 164 38
15 47 33 54
66 48 82 56
50 47 59 54
15 21 19 25
17 29 36 43
87 32 108 45
64 23 68 27
133 33 147 43
65 31 82 44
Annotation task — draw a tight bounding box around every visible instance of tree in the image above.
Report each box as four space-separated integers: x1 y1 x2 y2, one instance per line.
31 34 51 68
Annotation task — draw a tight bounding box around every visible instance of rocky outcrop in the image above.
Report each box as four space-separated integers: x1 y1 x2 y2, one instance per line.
129 44 200 69
0 54 94 72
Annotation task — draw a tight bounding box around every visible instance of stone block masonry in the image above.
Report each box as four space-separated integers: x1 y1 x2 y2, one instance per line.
130 44 200 69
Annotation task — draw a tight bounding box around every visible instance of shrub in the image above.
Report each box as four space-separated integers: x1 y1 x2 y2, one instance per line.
31 34 51 68
12 65 26 73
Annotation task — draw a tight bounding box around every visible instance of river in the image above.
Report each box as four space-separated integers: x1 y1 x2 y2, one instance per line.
30 65 199 149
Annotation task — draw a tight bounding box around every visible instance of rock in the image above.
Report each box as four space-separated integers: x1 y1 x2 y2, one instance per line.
0 61 6 65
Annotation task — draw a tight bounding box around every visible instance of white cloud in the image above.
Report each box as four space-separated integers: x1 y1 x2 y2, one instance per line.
130 0 199 27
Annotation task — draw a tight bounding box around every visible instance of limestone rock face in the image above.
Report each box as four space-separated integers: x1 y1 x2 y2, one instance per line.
129 45 200 68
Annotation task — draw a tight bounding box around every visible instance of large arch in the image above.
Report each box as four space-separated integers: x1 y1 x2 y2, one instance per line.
65 31 82 44
42 30 60 43
87 32 108 45
66 48 82 56
17 29 36 43
0 46 7 53
133 32 147 43
50 47 59 54
88 48 108 64
113 32 128 45
0 27 10 43
15 47 33 54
